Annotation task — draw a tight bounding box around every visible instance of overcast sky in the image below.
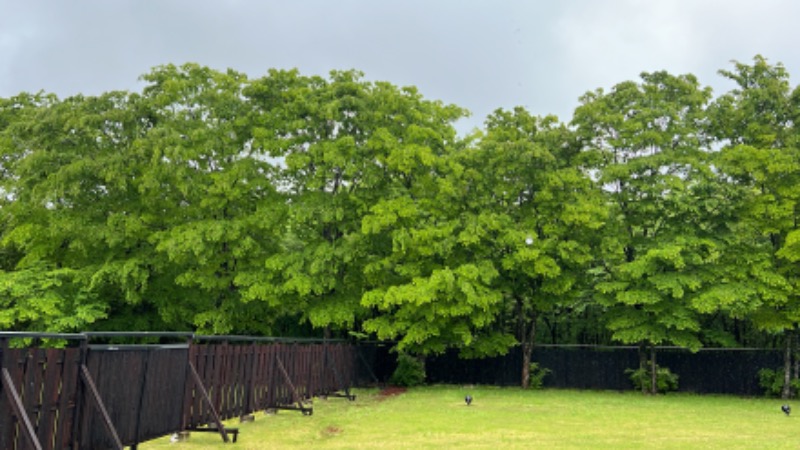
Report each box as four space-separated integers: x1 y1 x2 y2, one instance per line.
2 1 799 132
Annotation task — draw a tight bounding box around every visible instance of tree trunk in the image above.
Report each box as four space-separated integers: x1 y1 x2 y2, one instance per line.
793 327 799 398
793 348 799 393
520 313 537 389
521 344 531 390
793 354 799 399
650 345 658 395
638 342 647 395
782 330 794 400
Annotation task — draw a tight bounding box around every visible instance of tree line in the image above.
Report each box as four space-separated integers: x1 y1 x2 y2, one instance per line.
1 56 799 393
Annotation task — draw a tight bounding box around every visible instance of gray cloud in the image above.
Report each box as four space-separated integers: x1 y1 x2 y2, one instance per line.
2 0 799 131
554 1 800 111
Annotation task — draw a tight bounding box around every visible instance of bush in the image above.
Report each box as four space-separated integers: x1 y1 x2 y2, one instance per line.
625 364 679 393
527 362 551 390
758 368 800 397
390 353 426 387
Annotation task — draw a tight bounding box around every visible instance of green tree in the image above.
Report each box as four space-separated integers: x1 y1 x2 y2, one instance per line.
242 69 469 340
0 91 137 331
707 56 800 398
136 64 286 334
0 64 289 334
466 108 605 387
573 71 715 393
359 131 514 356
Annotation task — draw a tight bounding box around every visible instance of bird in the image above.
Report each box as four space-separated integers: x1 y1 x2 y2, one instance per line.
782 404 791 416
465 394 473 406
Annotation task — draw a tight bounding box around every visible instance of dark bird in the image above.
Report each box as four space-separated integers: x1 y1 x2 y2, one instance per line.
782 404 791 416
465 394 473 406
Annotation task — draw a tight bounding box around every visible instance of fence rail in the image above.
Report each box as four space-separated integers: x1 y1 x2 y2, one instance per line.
0 333 375 449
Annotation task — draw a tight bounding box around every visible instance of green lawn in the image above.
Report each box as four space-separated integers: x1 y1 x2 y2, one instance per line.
142 386 800 449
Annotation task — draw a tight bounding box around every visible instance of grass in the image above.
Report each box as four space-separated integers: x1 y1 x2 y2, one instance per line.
142 386 800 449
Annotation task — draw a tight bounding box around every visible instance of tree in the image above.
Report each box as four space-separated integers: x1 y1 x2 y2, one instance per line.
359 105 605 388
135 64 286 334
707 56 800 398
466 108 605 388
0 64 290 334
242 69 470 340
573 71 715 393
359 129 515 357
0 92 131 331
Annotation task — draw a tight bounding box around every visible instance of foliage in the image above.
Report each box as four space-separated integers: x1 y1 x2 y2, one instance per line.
757 367 800 398
706 55 800 398
467 108 606 388
526 362 551 390
626 364 679 393
242 69 471 340
574 70 714 354
389 353 426 387
4 56 800 367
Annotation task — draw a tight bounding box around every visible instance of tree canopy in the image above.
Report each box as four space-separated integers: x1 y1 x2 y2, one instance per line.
2 56 800 392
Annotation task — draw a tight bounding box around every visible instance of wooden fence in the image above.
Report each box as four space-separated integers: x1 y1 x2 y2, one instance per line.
0 332 377 450
426 344 782 395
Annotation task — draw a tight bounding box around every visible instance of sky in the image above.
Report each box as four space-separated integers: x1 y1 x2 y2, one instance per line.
2 1 800 132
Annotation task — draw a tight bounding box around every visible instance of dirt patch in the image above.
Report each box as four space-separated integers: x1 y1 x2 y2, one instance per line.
323 426 342 436
376 386 407 400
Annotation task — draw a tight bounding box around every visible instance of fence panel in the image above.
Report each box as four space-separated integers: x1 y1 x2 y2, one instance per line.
427 347 520 386
0 346 82 450
81 346 189 448
658 348 781 395
81 347 143 447
136 347 188 442
426 345 784 395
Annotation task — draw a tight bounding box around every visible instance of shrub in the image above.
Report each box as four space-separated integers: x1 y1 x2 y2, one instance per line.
527 363 551 390
390 353 426 387
758 368 800 397
625 364 679 393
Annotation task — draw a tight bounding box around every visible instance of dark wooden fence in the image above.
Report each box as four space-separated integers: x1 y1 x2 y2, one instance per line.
426 344 783 395
0 332 378 450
